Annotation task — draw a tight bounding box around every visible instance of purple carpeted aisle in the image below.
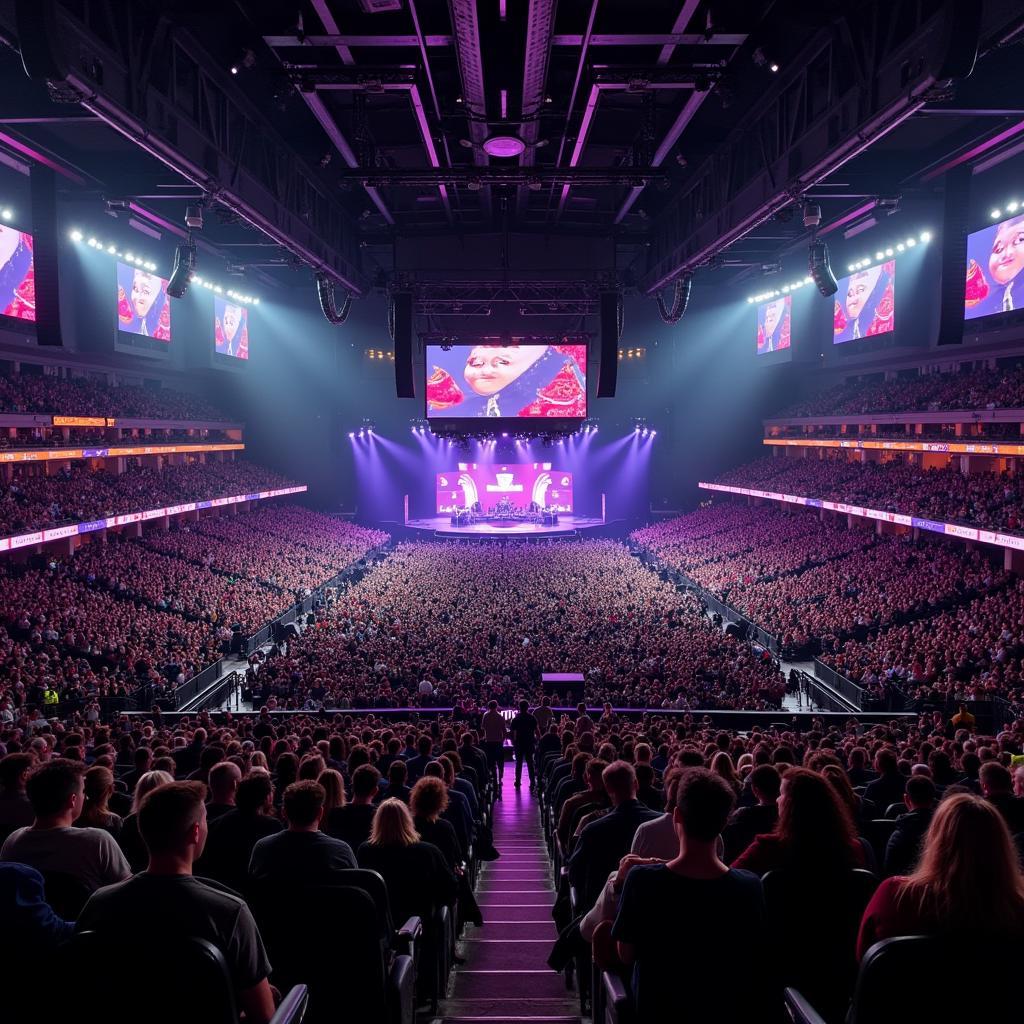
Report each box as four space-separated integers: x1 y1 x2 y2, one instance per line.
434 760 581 1024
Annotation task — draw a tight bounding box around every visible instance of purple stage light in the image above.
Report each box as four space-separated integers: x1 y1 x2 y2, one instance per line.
348 432 354 439
651 430 657 437
502 432 508 437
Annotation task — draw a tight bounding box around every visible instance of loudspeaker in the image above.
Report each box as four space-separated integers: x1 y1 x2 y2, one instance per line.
166 244 195 299
15 0 67 82
392 291 415 398
597 290 620 399
29 165 62 346
808 240 838 297
937 165 970 346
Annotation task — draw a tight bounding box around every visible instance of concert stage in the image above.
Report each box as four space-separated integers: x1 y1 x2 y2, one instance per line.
406 514 605 538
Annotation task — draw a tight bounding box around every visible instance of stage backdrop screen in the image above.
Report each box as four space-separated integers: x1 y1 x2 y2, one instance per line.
833 260 895 343
214 296 249 359
435 463 574 514
756 296 791 354
0 225 35 322
965 213 1024 320
426 343 587 419
117 262 171 340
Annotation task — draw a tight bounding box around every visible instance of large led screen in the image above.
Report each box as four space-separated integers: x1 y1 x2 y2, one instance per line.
965 213 1024 320
214 296 249 359
756 296 791 355
117 261 171 340
435 463 574 514
833 260 895 343
426 343 586 419
0 226 34 322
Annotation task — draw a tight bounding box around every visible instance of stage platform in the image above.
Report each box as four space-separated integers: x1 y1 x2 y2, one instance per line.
406 514 605 538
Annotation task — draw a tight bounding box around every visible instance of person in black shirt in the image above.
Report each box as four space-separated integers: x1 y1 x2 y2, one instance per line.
324 764 379 851
723 764 781 863
612 769 772 1023
249 781 356 884
884 775 935 877
78 781 276 1024
197 772 283 893
508 700 538 790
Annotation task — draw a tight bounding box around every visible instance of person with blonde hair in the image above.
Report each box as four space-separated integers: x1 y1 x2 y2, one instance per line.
357 798 457 928
74 765 123 838
118 770 174 871
857 792 1024 958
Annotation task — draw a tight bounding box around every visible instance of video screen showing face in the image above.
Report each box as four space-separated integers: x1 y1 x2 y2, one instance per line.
833 261 896 343
0 226 35 322
426 343 587 418
215 296 249 359
435 463 574 513
117 262 171 341
965 214 1024 320
756 296 791 355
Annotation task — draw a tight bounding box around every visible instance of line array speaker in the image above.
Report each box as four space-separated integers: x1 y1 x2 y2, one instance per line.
597 290 621 399
392 292 415 398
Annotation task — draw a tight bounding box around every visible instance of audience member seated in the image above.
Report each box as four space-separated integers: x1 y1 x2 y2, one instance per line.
324 763 379 851
731 767 866 874
979 761 1024 834
76 781 277 1024
0 758 130 899
568 761 661 910
248 780 356 884
118 770 173 872
206 761 241 823
356 798 458 931
723 763 781 862
857 792 1024 957
883 775 936 877
0 752 34 840
611 768 773 1023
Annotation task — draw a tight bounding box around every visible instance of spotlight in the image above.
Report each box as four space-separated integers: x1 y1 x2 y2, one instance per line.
167 243 196 299
651 430 657 436
992 209 1003 220
875 251 884 260
920 231 932 243
1009 201 1019 213
847 264 855 272
808 240 838 297
906 238 916 247
107 244 116 254
885 248 894 256
0 208 12 222
88 237 97 246
69 229 82 242
897 243 905 253
769 63 779 73
348 432 354 439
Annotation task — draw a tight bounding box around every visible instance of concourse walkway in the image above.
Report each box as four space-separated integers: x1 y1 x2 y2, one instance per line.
434 760 580 1024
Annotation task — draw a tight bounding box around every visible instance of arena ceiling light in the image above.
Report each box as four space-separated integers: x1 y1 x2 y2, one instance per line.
746 276 814 304
481 135 527 158
990 199 1020 219
846 230 932 272
70 230 159 272
190 274 260 305
0 207 13 222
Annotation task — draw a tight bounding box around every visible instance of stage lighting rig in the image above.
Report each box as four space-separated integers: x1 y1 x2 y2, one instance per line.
316 272 353 325
845 231 932 272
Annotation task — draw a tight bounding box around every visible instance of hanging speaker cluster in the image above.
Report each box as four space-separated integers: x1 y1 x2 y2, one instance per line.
315 272 353 324
167 243 196 299
808 240 838 297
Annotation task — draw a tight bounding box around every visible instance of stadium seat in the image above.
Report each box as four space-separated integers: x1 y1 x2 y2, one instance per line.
785 935 1024 1024
59 933 308 1024
763 868 878 1023
246 883 418 1024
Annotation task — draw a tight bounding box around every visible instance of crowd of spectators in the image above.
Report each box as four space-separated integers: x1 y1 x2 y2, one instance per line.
143 507 387 598
774 363 1024 418
0 458 296 536
0 508 388 722
0 426 234 451
2 705 1023 1022
0 372 232 421
244 540 787 712
715 454 1024 533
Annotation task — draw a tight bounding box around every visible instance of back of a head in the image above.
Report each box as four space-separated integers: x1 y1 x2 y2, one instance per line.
417 735 433 756
410 776 448 820
132 770 174 813
876 748 898 775
26 758 83 817
751 763 782 802
519 700 529 713
236 772 274 813
389 760 408 786
777 767 858 869
905 792 1024 933
370 797 419 847
138 781 206 856
602 760 637 804
352 763 380 800
905 774 936 808
0 752 33 791
208 761 241 801
572 751 591 780
675 768 736 842
980 761 1012 795
283 780 325 828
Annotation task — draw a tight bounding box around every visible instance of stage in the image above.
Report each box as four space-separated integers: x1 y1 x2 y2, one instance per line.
406 514 606 538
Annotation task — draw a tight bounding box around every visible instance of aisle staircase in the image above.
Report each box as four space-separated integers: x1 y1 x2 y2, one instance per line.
434 760 581 1024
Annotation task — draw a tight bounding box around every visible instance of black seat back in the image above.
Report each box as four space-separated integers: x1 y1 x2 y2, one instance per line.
41 869 93 920
60 933 238 1024
851 935 1024 1024
247 882 387 1024
338 867 395 941
763 868 878 1022
863 818 897 867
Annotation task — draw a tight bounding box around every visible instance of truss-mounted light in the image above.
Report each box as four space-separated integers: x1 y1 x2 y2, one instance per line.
482 135 526 158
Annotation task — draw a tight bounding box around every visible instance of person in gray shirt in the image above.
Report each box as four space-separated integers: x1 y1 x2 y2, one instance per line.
249 780 356 884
